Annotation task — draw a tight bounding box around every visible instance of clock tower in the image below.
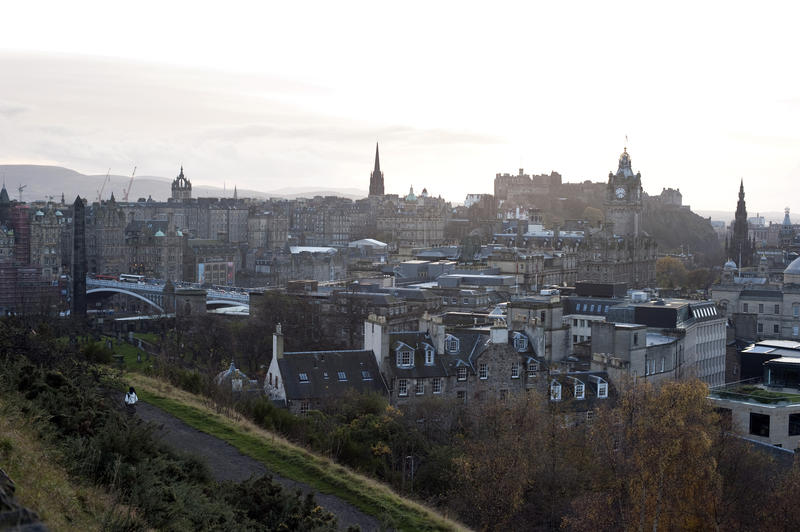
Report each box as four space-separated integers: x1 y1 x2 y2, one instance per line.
604 147 643 236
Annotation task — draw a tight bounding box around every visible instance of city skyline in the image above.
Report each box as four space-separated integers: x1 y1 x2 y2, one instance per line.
1 2 799 213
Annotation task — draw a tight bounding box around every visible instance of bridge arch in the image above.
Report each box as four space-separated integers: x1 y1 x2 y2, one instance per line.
206 299 250 310
87 288 165 313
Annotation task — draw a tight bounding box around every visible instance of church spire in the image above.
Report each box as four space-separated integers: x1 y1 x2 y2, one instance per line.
369 142 385 196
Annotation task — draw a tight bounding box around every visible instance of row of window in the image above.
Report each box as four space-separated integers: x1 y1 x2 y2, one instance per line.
298 370 371 383
455 361 541 381
757 323 783 334
742 302 797 315
748 411 800 438
644 358 667 376
397 377 443 396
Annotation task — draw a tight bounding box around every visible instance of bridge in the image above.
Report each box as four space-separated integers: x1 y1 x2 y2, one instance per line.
86 278 251 314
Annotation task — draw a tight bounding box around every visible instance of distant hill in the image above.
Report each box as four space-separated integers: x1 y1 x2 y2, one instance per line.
0 164 367 202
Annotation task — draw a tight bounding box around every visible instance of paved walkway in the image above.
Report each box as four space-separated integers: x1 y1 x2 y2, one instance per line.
135 401 381 531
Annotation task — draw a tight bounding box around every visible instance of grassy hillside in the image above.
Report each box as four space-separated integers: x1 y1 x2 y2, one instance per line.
0 400 132 531
126 373 468 532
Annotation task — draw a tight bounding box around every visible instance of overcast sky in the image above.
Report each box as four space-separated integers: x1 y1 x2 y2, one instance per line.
1 1 799 215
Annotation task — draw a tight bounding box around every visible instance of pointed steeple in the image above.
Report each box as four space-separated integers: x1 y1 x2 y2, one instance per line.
233 185 238 201
368 142 385 196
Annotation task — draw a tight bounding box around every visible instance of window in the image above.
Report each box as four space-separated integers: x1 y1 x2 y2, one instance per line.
540 311 546 322
790 414 800 436
299 373 309 383
597 382 608 398
337 371 347 381
550 381 562 401
398 379 408 396
528 361 539 377
424 347 434 365
457 367 467 381
749 412 770 437
415 380 425 395
774 324 780 334
446 335 460 353
633 333 638 345
457 390 466 402
758 322 763 333
743 303 749 313
660 358 665 372
794 304 799 318
775 304 781 314
432 377 442 394
759 303 764 313
573 319 578 326
645 359 650 376
586 410 594 424
499 389 508 401
397 349 413 367
479 362 488 380
573 335 578 343
574 382 585 400
794 326 799 337
299 401 310 415
514 335 528 352
511 362 520 379
323 372 329 380
361 370 372 381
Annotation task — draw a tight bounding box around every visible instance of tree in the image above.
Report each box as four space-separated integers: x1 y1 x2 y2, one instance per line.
581 206 605 226
655 257 688 288
687 268 713 291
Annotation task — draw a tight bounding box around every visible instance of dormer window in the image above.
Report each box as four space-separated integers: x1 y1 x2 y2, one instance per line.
528 361 539 378
445 335 460 354
589 375 609 399
337 371 347 381
424 345 435 365
298 373 309 383
361 370 372 381
396 348 414 368
513 334 528 352
550 380 562 401
573 379 585 400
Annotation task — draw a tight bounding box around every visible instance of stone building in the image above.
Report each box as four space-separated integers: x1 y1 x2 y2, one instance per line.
29 204 67 280
171 166 192 201
576 148 657 288
86 196 127 275
591 298 726 388
124 218 186 280
712 256 800 340
247 211 288 251
186 238 241 285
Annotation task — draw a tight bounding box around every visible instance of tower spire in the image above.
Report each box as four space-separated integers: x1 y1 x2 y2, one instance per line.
369 142 385 196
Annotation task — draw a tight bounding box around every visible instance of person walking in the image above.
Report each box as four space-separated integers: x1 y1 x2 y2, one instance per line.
124 386 138 415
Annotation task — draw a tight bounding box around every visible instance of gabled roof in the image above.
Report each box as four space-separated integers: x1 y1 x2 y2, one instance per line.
387 332 448 378
278 350 386 401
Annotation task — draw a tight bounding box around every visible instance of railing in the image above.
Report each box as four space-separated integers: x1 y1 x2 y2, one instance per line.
86 277 250 303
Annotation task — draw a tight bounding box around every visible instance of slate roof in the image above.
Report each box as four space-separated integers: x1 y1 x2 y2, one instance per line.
388 331 449 378
278 350 387 401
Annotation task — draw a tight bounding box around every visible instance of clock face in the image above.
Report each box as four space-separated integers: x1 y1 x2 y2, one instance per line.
615 187 626 199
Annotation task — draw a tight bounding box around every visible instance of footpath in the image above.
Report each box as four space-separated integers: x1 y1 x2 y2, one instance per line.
136 401 381 531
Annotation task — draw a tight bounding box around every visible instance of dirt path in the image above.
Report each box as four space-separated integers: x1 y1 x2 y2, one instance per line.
135 401 381 531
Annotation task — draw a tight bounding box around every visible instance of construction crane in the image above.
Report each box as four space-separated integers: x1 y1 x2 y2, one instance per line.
96 168 111 202
122 166 137 202
17 184 26 202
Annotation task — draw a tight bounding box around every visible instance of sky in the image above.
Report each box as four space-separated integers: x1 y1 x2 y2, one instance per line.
1 1 799 216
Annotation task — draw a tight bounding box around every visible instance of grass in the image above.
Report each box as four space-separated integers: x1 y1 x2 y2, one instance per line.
126 373 467 532
0 400 135 531
132 332 160 344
